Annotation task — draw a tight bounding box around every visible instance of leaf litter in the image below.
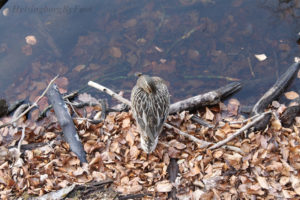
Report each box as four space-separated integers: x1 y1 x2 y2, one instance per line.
0 0 300 198
0 89 300 199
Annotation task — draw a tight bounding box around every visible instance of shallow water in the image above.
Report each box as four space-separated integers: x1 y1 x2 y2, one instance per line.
0 0 299 106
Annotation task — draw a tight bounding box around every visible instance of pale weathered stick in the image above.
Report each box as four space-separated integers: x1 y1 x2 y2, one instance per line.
228 111 266 125
165 123 212 148
0 75 59 129
88 81 131 106
17 126 26 153
208 111 272 150
88 81 211 146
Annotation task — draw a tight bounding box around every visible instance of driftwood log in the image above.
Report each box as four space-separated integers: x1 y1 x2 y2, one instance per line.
47 83 87 163
169 82 241 114
251 62 300 116
250 62 300 131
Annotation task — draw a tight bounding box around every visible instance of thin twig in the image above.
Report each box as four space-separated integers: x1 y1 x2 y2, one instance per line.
99 99 107 120
17 126 26 152
223 145 245 155
167 25 204 55
0 75 59 129
191 115 214 128
247 56 255 78
88 81 131 106
208 111 272 150
165 123 212 148
228 111 265 125
74 117 103 124
11 104 29 127
66 99 81 118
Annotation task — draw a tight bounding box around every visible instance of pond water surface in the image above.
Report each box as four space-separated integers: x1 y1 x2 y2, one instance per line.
0 0 299 107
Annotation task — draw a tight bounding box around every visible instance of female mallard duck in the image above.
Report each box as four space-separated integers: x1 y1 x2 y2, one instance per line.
131 75 170 153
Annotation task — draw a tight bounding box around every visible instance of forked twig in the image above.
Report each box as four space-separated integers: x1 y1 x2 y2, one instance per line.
208 111 272 150
164 123 212 148
0 75 59 129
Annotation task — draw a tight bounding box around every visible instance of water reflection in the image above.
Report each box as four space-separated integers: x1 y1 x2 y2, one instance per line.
0 0 299 106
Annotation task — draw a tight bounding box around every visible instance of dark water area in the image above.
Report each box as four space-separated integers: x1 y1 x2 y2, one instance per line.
0 0 299 106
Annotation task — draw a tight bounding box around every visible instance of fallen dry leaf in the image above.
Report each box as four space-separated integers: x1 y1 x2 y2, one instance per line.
122 117 131 128
25 35 37 45
73 64 86 72
110 47 122 58
284 91 299 100
129 146 140 160
254 53 267 61
280 176 290 186
213 150 223 159
291 175 300 195
125 130 135 146
256 175 269 189
204 107 214 121
156 180 173 192
271 119 282 131
227 98 240 116
168 139 186 150
123 18 137 28
22 44 32 56
55 77 69 90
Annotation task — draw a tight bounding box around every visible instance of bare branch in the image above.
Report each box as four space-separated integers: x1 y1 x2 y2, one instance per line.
0 75 59 129
165 123 212 148
208 111 272 150
88 81 131 106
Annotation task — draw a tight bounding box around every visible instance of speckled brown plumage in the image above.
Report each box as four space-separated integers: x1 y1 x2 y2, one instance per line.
131 75 170 153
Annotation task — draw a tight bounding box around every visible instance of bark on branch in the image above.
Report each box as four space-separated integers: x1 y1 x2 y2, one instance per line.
169 82 241 114
251 62 300 116
47 83 87 163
